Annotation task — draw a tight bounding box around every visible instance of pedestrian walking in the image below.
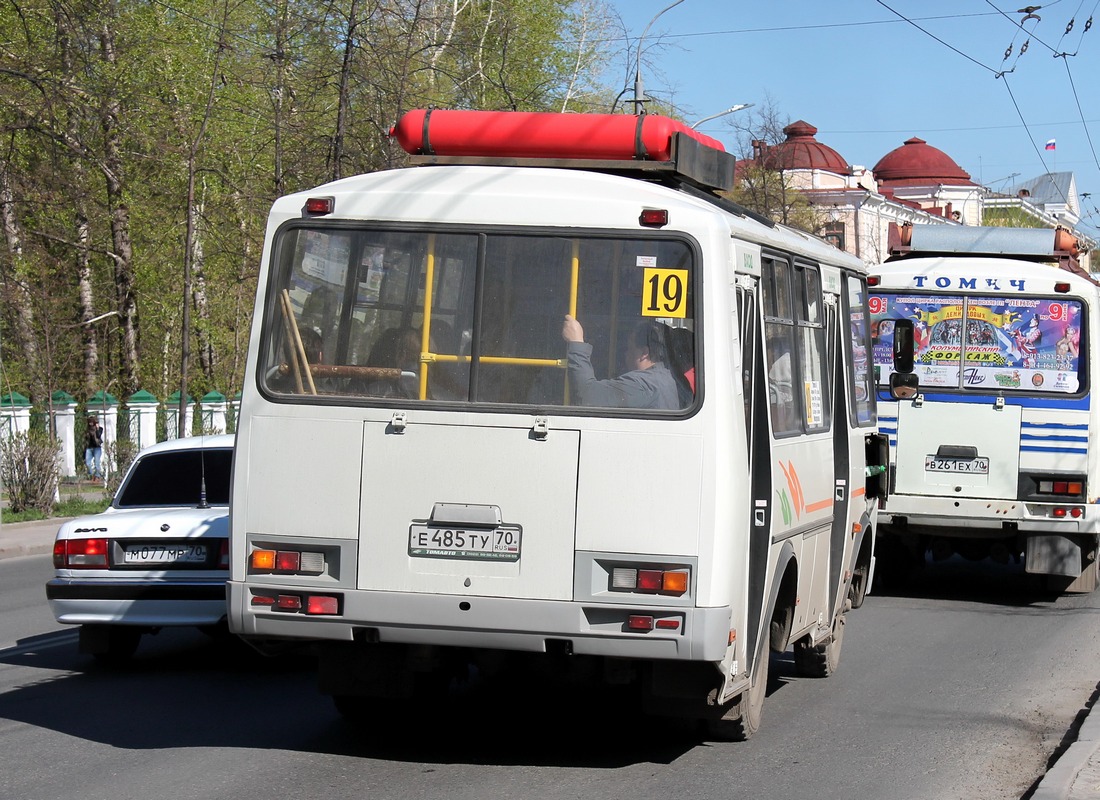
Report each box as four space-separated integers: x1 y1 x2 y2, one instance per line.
84 416 103 481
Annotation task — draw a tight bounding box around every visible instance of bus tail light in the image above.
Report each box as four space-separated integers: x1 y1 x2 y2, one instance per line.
1038 480 1084 496
249 547 325 575
626 614 681 633
610 566 690 596
54 538 109 569
628 615 654 631
276 594 302 611
1050 507 1084 519
256 593 340 615
304 196 334 215
307 595 340 615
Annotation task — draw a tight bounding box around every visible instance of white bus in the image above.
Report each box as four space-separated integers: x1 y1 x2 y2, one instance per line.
227 109 888 738
870 224 1099 593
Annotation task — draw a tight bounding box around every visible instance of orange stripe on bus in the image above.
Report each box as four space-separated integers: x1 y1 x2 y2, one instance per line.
805 498 833 512
852 487 866 497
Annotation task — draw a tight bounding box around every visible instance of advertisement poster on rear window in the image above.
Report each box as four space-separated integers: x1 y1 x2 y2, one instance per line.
870 293 1082 393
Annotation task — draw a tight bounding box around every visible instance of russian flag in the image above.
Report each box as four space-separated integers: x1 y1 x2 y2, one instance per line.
1045 138 1056 150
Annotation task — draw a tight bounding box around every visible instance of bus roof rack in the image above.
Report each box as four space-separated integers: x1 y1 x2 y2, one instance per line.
390 109 737 194
887 223 1095 282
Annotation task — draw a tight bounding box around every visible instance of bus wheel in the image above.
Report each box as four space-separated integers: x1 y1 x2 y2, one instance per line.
794 607 846 678
704 650 768 741
849 560 870 609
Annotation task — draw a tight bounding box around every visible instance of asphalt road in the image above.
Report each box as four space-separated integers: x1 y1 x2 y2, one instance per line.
1 552 1098 800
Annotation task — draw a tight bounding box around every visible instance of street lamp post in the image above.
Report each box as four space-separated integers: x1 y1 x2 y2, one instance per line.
633 0 686 115
690 103 754 130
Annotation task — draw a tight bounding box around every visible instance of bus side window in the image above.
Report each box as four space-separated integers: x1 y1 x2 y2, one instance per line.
796 264 829 432
763 257 800 435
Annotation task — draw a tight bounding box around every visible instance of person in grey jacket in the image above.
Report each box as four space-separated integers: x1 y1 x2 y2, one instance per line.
561 315 681 410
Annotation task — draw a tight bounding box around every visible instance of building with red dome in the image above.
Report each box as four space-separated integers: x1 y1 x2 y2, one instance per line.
738 121 1092 267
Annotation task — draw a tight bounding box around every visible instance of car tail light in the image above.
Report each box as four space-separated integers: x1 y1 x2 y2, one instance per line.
55 538 109 569
218 540 230 569
610 566 690 596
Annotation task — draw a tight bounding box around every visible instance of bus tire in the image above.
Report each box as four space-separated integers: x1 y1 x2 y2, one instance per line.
794 607 846 678
705 649 768 741
849 560 870 609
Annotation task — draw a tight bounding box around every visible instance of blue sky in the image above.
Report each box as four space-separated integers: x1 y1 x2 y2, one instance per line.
604 1 1100 235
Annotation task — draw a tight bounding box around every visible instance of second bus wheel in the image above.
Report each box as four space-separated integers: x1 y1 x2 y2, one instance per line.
794 603 847 678
704 649 769 742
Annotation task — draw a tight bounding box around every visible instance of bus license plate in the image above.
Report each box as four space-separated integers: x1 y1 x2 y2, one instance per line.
408 525 521 562
123 544 208 564
924 456 989 475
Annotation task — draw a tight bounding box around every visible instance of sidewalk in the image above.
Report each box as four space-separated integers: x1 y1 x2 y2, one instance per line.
0 517 69 559
1031 695 1100 800
1 517 1098 798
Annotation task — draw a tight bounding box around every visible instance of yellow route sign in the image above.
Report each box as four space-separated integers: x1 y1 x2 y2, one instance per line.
642 268 688 318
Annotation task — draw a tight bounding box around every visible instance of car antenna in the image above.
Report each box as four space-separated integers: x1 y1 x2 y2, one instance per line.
197 431 209 509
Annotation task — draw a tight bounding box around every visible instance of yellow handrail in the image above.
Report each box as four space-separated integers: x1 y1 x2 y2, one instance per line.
419 234 436 400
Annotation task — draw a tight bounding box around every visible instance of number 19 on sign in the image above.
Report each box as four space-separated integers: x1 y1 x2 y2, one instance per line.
642 268 689 318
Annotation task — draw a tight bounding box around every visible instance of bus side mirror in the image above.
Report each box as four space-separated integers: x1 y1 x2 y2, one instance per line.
890 372 920 399
892 318 915 373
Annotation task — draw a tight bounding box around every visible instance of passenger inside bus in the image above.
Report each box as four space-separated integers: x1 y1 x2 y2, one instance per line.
561 315 681 410
365 326 420 397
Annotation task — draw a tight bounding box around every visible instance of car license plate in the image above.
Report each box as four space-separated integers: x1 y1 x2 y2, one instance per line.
924 456 990 474
408 524 521 562
123 544 208 564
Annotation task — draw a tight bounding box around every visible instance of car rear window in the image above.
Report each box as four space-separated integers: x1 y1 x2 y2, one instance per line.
116 449 233 507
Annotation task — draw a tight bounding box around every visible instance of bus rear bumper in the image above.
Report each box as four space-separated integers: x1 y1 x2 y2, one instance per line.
881 494 1099 535
227 580 732 662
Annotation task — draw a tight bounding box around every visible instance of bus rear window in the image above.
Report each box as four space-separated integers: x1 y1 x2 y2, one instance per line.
870 293 1084 394
260 227 698 414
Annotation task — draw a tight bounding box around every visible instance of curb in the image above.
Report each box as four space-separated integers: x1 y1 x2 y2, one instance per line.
0 517 72 561
1029 689 1100 800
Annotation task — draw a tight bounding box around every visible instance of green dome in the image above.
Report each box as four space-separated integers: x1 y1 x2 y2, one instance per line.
1 391 31 407
127 389 159 405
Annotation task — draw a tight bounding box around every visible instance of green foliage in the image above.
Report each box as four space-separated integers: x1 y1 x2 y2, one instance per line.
2 493 111 524
104 437 140 497
0 429 61 515
0 0 620 406
982 207 1046 228
728 161 826 234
